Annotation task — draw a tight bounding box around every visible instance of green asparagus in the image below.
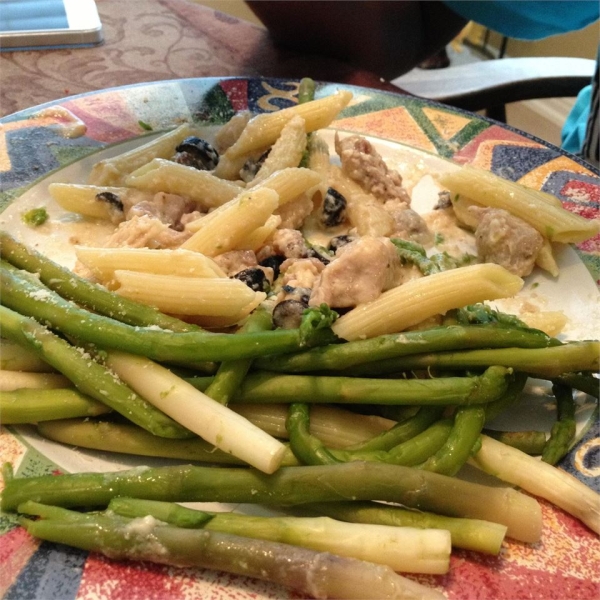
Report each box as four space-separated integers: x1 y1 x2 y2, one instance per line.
2 390 111 424
253 324 553 372
1 462 542 542
0 265 336 363
0 305 192 439
308 501 507 555
18 502 443 600
287 403 454 468
542 383 577 465
418 406 486 476
345 343 600 378
204 307 272 405
107 498 452 574
233 365 512 405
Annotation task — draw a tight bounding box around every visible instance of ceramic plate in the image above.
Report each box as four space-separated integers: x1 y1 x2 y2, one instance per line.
1 77 599 600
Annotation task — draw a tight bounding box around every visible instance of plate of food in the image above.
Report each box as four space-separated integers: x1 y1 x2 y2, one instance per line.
0 77 598 600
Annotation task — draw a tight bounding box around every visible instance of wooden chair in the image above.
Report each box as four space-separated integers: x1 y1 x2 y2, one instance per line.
393 56 596 122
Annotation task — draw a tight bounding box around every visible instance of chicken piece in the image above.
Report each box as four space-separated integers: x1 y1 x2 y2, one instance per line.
213 250 259 276
263 228 311 260
335 134 411 205
104 215 189 249
275 193 314 229
279 257 325 293
273 257 325 326
309 237 401 308
384 201 433 247
126 192 196 231
473 207 544 277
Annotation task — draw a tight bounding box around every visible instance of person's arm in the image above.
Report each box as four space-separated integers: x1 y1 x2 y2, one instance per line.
246 1 468 79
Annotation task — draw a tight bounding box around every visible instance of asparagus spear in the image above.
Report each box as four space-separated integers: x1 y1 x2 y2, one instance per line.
233 365 512 406
484 430 546 455
0 305 192 439
471 434 600 535
232 403 395 448
418 406 486 476
3 390 390 452
0 265 336 363
1 462 542 542
203 307 272 405
346 343 600 379
297 77 316 104
308 501 507 555
345 407 443 452
541 383 577 465
0 231 199 332
0 338 53 372
2 390 111 424
104 350 287 474
36 419 258 465
253 324 553 373
19 502 444 600
0 370 70 391
107 498 452 574
287 402 455 468
552 373 599 398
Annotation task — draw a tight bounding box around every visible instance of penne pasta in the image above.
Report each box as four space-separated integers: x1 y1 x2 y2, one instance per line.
223 90 353 160
251 167 323 205
88 124 200 186
125 158 242 209
48 183 153 220
328 166 394 236
534 239 559 277
181 187 279 255
252 116 308 184
438 165 600 243
75 246 226 284
238 215 282 252
113 270 265 317
332 263 524 341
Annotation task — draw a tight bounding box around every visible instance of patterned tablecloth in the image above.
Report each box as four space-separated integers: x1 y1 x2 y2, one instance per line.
0 0 401 118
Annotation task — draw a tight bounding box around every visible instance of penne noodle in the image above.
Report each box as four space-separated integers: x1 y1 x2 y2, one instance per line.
113 270 264 316
534 239 559 277
75 246 226 283
238 215 282 252
48 183 153 220
213 150 263 181
250 167 322 205
332 263 524 341
252 116 308 184
328 166 394 235
213 110 252 152
88 124 200 186
125 158 242 209
181 187 279 255
438 165 600 243
223 90 353 159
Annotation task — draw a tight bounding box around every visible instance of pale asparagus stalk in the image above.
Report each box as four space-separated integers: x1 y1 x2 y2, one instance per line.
104 351 286 474
108 498 451 574
470 434 600 534
19 502 445 600
0 370 70 391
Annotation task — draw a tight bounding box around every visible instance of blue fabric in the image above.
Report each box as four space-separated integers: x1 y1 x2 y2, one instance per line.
561 84 592 155
442 1 599 41
442 1 599 156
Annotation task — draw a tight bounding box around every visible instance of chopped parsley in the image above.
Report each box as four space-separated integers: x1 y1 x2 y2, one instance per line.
22 207 49 227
